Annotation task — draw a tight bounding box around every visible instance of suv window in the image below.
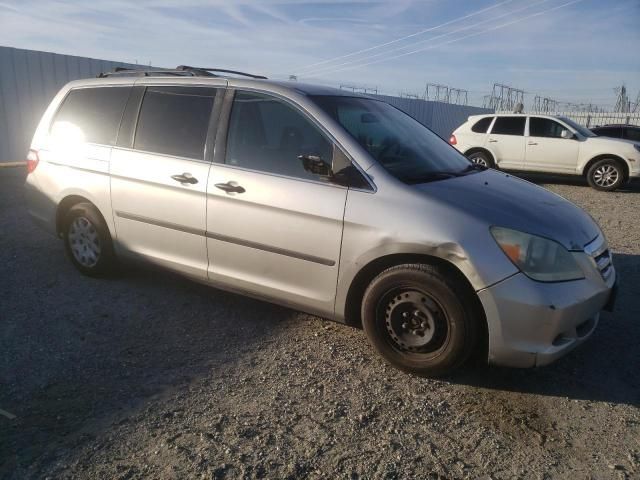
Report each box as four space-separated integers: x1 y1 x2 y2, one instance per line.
471 117 493 133
51 87 131 145
134 86 216 160
624 127 640 142
226 91 334 182
592 126 622 138
491 116 525 136
529 117 566 138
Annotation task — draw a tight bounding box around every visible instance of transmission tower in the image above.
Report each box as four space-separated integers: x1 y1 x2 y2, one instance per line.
532 95 558 113
488 83 525 112
448 88 468 106
614 85 630 113
423 83 449 103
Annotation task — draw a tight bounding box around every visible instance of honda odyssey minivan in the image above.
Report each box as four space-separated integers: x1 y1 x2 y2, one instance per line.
24 66 617 376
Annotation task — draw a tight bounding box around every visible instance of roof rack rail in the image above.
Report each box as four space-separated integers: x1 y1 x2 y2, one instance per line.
96 67 210 78
176 65 267 79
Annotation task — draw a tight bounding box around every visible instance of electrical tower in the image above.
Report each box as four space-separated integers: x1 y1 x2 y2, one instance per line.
422 83 468 105
488 83 525 112
532 95 558 113
614 85 630 113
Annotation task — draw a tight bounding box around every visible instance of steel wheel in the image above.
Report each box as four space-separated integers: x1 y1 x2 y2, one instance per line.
68 216 101 267
380 289 449 354
470 156 488 167
593 164 619 188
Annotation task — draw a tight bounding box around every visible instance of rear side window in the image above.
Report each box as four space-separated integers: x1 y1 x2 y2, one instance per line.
471 117 493 133
134 87 216 160
491 117 525 136
51 87 130 145
624 127 640 142
529 117 566 138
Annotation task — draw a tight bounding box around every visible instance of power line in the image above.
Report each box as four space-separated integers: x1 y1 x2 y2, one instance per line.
307 0 584 77
295 0 515 73
307 0 550 77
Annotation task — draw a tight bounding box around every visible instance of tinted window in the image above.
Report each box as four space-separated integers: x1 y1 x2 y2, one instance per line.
529 117 566 138
226 92 334 181
134 87 216 160
592 126 622 138
311 95 472 184
491 117 525 136
471 117 493 133
51 87 130 145
624 127 640 142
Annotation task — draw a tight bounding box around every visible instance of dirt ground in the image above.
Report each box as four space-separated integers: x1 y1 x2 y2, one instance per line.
1 167 639 479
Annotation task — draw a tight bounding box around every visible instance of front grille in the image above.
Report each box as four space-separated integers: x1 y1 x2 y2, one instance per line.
584 235 613 281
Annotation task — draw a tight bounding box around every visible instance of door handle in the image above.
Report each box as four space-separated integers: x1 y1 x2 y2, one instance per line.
171 173 198 184
215 182 246 194
488 139 498 143
528 142 538 146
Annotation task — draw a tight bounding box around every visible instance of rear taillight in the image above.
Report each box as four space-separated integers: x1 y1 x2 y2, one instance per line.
449 134 457 145
26 149 39 173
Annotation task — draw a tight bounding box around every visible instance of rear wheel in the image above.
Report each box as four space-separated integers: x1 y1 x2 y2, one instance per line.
63 202 116 276
467 151 495 169
361 264 479 377
586 158 625 191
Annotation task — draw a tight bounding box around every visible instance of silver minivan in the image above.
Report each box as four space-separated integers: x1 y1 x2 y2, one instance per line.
24 67 617 376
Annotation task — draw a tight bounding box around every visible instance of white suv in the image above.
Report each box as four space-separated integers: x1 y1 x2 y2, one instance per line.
450 114 640 191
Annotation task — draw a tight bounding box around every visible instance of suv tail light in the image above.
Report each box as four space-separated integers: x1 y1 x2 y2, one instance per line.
26 149 40 173
449 134 457 145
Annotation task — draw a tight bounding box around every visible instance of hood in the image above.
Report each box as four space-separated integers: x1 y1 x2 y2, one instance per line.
414 169 601 251
586 135 639 148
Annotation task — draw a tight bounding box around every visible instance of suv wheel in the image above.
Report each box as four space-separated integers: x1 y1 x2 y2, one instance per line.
361 264 479 377
586 159 625 191
63 202 116 276
467 151 495 168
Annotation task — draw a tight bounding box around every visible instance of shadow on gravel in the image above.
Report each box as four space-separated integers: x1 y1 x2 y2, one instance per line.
513 172 640 193
451 252 640 407
1 167 301 477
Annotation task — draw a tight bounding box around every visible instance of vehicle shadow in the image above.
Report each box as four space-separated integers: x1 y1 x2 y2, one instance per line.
451 252 640 406
511 171 640 192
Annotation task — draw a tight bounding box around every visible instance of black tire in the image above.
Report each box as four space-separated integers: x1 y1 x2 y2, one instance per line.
361 264 479 377
467 150 495 169
62 202 116 277
586 158 625 191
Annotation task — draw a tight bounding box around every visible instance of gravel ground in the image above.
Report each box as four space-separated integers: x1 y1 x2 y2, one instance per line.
1 167 639 480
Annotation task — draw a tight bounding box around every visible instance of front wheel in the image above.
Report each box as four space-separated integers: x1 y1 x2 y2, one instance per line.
361 264 479 377
63 202 116 276
586 159 625 191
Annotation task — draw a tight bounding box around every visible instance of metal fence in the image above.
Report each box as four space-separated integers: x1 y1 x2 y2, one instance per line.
0 46 141 162
372 94 493 139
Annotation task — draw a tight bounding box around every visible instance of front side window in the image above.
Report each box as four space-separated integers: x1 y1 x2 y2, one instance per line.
529 117 566 138
491 117 526 136
624 127 640 142
134 86 216 160
51 86 131 145
558 117 596 137
226 92 335 182
311 95 472 184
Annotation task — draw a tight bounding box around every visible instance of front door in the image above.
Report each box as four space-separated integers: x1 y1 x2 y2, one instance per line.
525 116 580 173
486 116 526 169
206 90 348 315
110 85 219 279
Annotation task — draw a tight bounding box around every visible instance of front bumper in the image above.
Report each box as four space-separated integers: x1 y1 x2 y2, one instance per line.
478 253 615 368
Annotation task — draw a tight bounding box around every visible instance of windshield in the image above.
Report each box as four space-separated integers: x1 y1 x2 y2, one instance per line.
310 95 474 184
558 116 596 137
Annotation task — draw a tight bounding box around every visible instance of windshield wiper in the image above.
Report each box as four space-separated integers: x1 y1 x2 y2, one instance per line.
402 171 462 184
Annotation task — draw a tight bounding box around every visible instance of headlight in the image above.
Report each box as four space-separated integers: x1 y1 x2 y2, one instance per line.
633 143 640 153
490 227 584 282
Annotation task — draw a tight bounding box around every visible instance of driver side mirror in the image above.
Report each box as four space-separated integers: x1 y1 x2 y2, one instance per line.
298 154 332 177
560 129 575 139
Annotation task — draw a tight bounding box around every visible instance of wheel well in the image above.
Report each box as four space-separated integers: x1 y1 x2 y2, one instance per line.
582 154 629 180
55 195 101 237
463 147 494 162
